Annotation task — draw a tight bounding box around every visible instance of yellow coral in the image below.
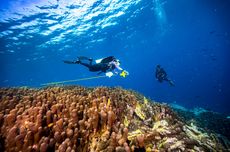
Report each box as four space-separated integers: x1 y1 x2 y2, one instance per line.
184 123 209 141
169 140 185 151
144 97 148 105
89 137 98 151
135 102 146 120
152 120 170 135
128 129 143 140
124 116 130 127
107 98 111 106
153 120 168 130
146 144 153 152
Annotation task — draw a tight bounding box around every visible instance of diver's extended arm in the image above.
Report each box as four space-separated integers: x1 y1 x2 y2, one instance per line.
115 64 123 71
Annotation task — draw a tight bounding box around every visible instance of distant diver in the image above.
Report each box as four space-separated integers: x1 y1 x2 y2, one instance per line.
63 56 129 78
155 64 175 86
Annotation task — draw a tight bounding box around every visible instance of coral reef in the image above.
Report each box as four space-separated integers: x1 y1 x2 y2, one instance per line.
171 104 230 140
0 86 229 151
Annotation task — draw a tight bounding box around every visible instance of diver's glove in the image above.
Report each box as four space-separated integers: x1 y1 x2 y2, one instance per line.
106 72 114 78
120 70 129 78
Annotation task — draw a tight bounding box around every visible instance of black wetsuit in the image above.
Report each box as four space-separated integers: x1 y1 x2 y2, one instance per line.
79 56 116 73
156 66 168 82
80 61 110 72
155 65 175 86
64 56 116 74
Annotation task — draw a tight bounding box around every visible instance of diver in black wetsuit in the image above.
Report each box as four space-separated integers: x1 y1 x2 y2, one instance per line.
155 64 175 86
63 56 128 77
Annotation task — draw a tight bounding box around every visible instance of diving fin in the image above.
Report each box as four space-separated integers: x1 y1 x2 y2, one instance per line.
63 60 80 64
169 80 175 86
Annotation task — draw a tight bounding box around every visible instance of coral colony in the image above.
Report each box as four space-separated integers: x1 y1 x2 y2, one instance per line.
0 86 229 151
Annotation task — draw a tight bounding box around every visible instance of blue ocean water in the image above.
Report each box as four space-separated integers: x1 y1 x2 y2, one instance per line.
0 0 230 114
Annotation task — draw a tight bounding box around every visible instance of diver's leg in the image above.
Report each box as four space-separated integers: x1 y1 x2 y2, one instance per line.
168 80 175 86
78 56 93 61
63 56 92 64
79 62 91 68
63 60 75 64
63 60 79 64
63 57 81 64
72 56 90 64
165 78 175 86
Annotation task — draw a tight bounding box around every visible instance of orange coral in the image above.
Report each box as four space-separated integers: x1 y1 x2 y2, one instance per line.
0 86 228 152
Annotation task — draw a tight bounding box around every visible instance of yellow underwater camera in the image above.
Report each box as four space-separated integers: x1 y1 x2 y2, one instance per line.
120 70 129 78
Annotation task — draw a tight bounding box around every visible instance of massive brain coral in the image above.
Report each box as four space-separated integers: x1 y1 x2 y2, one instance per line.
0 86 228 152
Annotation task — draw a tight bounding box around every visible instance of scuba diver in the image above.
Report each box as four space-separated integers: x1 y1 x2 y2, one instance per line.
63 56 129 78
155 64 175 86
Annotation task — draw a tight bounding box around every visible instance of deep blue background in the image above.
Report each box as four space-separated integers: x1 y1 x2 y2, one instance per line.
0 0 230 114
